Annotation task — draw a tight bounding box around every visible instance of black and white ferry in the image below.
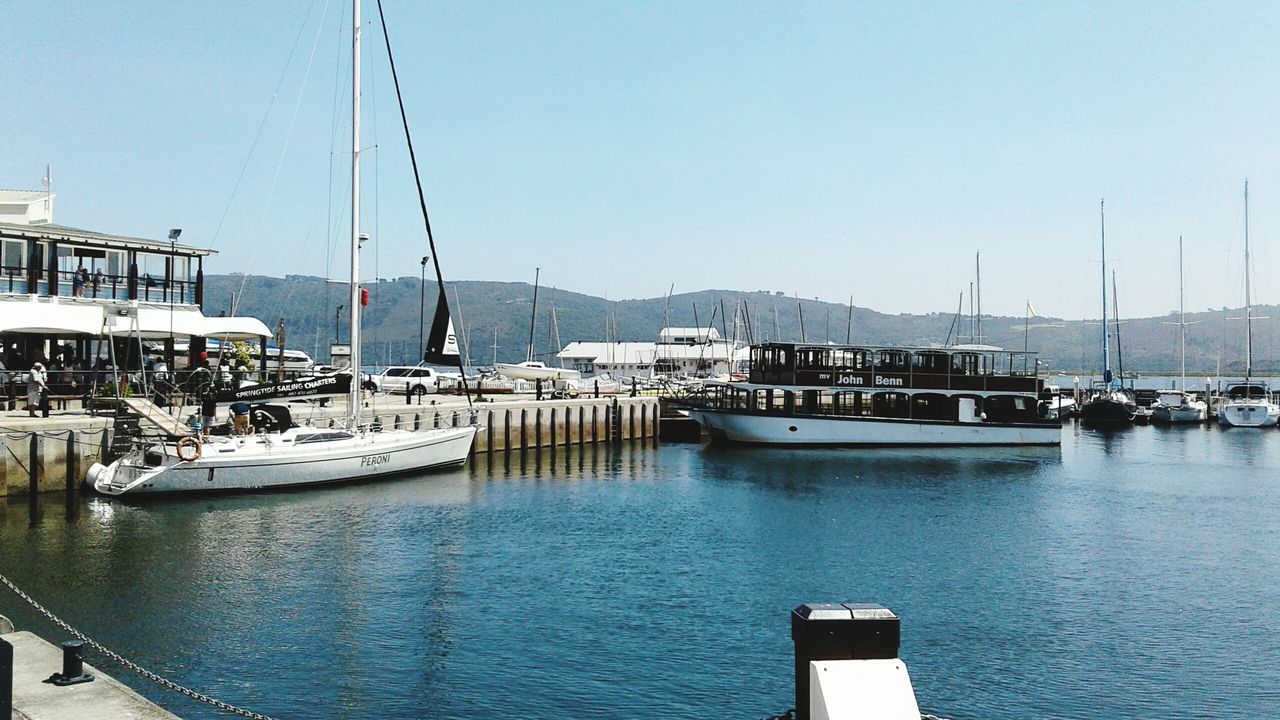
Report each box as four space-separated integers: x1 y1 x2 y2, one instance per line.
679 343 1061 446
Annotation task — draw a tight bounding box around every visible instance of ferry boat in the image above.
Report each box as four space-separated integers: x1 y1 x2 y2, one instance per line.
678 343 1061 446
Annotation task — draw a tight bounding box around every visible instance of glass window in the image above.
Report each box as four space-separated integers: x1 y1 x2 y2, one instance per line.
2 240 24 271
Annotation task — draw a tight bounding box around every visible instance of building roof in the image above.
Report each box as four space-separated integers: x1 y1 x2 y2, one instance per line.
0 189 49 205
558 340 738 363
0 222 216 257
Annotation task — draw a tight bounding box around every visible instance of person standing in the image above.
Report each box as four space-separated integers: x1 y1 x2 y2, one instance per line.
72 266 87 297
27 362 48 418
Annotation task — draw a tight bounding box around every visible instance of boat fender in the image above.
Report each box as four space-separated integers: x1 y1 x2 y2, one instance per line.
177 436 202 462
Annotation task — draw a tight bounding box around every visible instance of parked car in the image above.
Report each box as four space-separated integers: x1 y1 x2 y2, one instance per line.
372 365 441 396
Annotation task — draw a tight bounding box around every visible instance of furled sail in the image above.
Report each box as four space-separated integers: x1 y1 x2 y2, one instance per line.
423 288 460 365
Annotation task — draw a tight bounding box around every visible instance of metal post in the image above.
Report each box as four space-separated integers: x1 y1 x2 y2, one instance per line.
65 431 76 500
791 604 900 720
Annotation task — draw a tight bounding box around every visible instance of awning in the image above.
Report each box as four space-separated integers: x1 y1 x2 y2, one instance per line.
196 315 272 340
102 305 208 338
0 297 105 334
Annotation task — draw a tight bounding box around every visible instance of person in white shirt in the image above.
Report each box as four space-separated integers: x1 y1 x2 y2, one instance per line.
27 362 48 418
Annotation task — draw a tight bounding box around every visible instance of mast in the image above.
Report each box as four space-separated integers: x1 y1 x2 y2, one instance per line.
526 267 540 363
1179 236 1186 389
1245 181 1253 381
975 251 982 344
347 0 362 424
845 295 853 344
1100 200 1110 386
1113 270 1124 388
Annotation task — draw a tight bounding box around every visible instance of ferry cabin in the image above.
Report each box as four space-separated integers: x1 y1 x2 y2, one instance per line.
686 343 1059 445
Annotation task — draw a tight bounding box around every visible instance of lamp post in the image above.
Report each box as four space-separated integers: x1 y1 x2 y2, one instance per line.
419 255 429 362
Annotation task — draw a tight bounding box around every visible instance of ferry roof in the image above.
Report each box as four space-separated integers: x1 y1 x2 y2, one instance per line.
0 222 217 257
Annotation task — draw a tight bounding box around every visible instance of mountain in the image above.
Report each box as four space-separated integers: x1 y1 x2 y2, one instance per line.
202 273 1279 374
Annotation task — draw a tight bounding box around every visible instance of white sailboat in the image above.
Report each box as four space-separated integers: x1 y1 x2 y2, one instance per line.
89 0 478 495
1151 236 1208 423
1079 200 1136 424
496 268 582 382
1219 181 1280 428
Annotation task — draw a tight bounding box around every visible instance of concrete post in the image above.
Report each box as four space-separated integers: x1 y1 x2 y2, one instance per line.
1 636 11 719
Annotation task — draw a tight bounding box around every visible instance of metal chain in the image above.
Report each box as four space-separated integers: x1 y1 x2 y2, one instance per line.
0 572 277 720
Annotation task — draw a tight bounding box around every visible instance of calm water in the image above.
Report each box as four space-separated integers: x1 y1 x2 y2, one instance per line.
1 426 1278 719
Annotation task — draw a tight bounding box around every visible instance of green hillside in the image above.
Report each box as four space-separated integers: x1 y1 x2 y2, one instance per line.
203 274 1278 374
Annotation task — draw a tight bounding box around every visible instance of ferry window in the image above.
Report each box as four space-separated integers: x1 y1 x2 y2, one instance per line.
817 391 835 415
797 348 831 370
834 349 869 370
835 392 865 416
752 390 768 413
913 352 949 374
768 390 789 413
952 353 978 376
872 391 910 418
877 350 909 372
984 395 1038 422
911 393 956 421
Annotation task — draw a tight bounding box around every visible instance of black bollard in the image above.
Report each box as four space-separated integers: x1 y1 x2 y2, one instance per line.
1 636 12 717
536 378 543 401
44 640 93 686
791 603 899 720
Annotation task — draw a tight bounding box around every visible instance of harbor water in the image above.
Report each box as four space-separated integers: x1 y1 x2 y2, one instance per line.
1 425 1278 719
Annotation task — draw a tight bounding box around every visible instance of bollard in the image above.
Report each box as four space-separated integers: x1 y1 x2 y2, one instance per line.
1205 377 1213 422
28 433 40 496
44 640 93 686
1 636 11 718
791 603 903 720
65 431 77 500
406 388 412 405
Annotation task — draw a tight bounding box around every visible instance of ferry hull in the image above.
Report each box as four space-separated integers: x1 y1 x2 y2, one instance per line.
89 426 478 496
686 409 1060 446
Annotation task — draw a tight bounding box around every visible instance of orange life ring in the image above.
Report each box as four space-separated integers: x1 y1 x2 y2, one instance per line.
176 436 202 462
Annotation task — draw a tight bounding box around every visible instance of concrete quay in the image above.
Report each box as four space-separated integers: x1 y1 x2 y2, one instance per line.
2 630 179 720
0 393 660 497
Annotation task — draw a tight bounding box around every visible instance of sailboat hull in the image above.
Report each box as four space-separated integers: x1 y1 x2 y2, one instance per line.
89 426 478 496
1218 401 1280 428
1079 398 1136 423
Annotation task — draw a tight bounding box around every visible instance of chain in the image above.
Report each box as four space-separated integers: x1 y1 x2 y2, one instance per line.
0 572 278 720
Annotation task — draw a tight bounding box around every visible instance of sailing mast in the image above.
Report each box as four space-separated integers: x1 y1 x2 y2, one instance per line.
1100 200 1110 387
1245 181 1253 382
1179 236 1187 389
526 267 540 363
347 0 363 425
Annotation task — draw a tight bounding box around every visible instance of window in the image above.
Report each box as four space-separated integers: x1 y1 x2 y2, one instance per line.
2 240 24 272
913 352 949 374
872 391 911 418
877 350 910 372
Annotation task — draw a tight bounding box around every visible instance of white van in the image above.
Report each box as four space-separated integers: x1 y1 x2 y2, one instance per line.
372 365 441 396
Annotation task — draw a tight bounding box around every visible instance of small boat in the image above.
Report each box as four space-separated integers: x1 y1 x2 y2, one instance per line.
1037 384 1075 420
89 0 478 495
1079 200 1135 425
1218 182 1279 428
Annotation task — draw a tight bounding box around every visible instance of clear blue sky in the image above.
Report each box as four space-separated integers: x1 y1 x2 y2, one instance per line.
6 1 1280 320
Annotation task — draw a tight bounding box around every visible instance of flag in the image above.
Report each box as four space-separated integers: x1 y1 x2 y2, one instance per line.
423 288 461 365
1026 300 1036 317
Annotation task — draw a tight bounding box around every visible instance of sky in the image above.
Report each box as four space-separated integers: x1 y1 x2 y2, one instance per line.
6 1 1280 321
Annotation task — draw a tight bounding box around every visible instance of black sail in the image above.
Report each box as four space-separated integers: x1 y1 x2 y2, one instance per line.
423 288 461 366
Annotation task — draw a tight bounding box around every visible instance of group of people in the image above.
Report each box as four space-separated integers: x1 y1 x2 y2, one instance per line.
70 265 104 298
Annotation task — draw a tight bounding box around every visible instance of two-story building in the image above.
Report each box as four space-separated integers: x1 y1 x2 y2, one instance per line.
0 195 271 379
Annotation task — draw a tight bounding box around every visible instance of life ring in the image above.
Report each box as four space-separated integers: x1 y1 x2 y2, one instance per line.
177 436 202 462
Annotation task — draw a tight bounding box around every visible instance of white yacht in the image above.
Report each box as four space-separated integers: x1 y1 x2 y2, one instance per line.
89 0 478 495
1150 237 1207 424
1218 182 1279 428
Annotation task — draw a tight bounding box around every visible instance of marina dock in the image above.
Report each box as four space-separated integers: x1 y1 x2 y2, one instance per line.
0 393 660 498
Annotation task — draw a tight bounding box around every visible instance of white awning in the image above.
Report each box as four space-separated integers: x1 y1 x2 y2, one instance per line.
0 297 105 334
196 316 272 340
102 305 208 338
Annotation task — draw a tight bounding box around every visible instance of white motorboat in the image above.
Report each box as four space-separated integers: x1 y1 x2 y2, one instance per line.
90 0 478 495
1037 384 1075 420
1218 182 1278 428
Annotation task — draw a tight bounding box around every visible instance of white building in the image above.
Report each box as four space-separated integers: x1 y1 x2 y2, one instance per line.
558 327 747 379
0 189 55 225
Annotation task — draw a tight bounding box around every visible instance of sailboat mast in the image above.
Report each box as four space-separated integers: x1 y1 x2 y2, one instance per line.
1245 181 1253 381
975 252 982 344
348 0 363 423
1179 235 1186 389
1113 270 1124 387
526 267 540 363
1100 199 1110 385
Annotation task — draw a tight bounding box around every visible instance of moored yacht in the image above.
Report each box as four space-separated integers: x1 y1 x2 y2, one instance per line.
1079 200 1136 425
1150 237 1207 424
678 342 1060 446
1218 181 1279 428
